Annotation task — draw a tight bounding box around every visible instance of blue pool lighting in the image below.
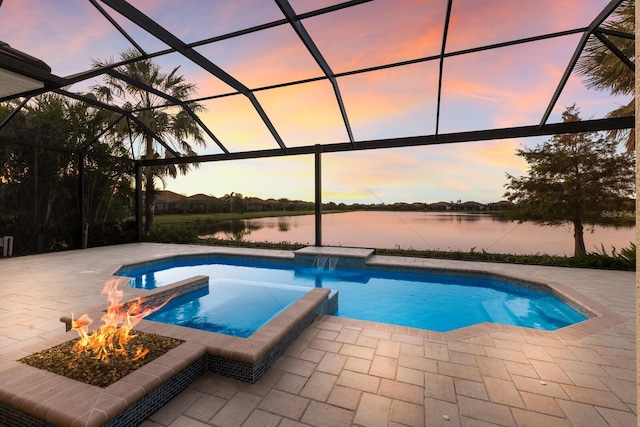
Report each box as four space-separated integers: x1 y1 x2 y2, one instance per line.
117 256 587 335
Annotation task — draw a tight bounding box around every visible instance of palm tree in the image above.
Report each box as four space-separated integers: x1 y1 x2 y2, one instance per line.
91 49 206 231
575 0 634 152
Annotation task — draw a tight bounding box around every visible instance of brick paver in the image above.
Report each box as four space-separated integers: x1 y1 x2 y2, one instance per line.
0 243 636 426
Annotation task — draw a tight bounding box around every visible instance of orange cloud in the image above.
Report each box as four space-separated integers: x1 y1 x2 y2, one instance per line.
168 156 316 200
255 81 350 146
0 0 624 205
198 96 282 152
458 139 529 172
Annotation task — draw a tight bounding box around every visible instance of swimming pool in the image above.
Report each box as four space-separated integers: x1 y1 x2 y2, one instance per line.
117 255 587 333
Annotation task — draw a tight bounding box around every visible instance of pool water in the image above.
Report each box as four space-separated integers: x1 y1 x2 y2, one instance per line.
117 256 587 334
145 279 311 338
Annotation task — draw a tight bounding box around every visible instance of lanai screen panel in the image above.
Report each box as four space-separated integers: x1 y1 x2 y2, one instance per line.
0 0 633 158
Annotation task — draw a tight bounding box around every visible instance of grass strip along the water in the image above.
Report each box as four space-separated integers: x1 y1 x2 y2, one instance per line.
375 246 635 271
153 210 344 225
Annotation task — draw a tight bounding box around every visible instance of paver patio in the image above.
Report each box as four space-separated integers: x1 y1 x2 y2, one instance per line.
0 243 636 426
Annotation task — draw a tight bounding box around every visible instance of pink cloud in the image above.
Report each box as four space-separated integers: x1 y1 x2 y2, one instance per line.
447 0 607 52
129 0 284 44
336 62 439 138
440 33 583 132
303 0 446 73
0 0 625 205
289 0 347 14
0 1 130 76
194 24 323 90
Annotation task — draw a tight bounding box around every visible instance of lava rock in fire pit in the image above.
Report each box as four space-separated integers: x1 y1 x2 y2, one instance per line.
19 332 182 388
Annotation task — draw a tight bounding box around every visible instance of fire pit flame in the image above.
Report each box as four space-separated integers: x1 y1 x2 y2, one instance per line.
70 278 171 364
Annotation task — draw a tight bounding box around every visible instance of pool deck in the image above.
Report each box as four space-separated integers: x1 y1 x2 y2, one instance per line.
0 243 636 426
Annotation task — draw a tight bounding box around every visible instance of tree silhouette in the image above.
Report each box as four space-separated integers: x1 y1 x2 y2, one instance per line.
504 105 635 256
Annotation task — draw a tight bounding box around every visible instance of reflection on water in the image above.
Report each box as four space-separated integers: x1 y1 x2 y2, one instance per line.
277 217 290 232
196 219 262 241
198 216 304 240
198 211 634 256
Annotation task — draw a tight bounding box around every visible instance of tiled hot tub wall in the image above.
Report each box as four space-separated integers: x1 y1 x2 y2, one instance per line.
103 356 206 427
207 289 335 383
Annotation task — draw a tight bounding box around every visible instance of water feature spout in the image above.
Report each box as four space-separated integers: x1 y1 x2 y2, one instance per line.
314 255 339 270
314 256 328 269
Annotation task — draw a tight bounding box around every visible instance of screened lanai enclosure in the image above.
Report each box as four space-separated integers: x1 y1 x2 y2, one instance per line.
0 0 634 255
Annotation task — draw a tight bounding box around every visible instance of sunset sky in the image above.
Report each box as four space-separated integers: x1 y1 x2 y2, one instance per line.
0 0 631 204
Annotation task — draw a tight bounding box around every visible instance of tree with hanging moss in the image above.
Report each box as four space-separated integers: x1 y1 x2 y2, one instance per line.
92 49 206 232
504 105 635 256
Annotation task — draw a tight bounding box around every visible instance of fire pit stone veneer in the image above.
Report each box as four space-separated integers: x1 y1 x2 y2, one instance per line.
0 338 207 427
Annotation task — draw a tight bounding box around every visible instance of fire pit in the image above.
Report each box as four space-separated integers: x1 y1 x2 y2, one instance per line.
20 278 183 388
19 332 182 388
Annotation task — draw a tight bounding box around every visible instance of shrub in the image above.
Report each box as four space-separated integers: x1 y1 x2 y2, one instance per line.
145 225 198 244
579 242 636 270
88 221 137 247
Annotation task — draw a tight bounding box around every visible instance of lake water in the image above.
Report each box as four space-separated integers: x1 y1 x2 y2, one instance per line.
199 211 635 256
